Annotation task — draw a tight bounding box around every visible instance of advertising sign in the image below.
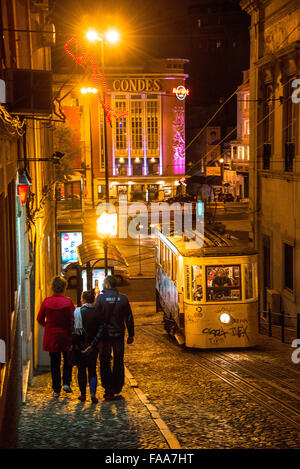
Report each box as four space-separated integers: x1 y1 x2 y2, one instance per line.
81 268 112 292
206 166 221 176
61 232 82 263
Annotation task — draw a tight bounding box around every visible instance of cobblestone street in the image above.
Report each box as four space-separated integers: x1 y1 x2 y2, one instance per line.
17 303 300 450
17 370 168 450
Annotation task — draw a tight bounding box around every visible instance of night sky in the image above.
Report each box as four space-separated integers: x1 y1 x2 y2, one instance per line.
51 0 193 70
51 0 250 158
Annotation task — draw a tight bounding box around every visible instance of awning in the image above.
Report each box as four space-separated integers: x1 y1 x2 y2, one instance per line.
76 240 128 268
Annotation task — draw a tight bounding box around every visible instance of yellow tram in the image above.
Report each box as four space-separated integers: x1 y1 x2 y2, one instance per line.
155 226 258 348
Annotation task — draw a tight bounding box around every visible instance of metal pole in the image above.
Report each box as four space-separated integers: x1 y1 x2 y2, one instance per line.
281 302 285 343
87 261 93 291
268 306 272 337
100 39 109 205
101 41 109 276
104 239 108 276
138 233 142 276
104 99 109 205
137 223 142 276
89 105 95 208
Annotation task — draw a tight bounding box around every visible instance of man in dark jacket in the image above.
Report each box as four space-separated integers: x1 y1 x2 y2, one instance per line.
85 275 134 401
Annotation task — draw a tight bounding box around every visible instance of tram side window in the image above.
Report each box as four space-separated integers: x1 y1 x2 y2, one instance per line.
167 249 171 278
159 240 163 266
186 265 190 300
164 246 170 277
206 265 241 302
163 244 166 270
192 266 203 302
245 263 254 299
172 253 177 283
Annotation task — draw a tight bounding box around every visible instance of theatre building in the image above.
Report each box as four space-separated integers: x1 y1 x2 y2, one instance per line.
54 58 188 206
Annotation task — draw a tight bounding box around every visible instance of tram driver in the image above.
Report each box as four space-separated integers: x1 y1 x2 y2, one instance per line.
212 268 232 298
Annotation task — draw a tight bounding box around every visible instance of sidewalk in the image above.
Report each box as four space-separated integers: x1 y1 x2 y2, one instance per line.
16 303 171 450
17 365 169 450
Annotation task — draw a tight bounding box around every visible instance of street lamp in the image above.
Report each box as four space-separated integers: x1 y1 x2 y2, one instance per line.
80 86 98 208
86 28 120 205
96 210 117 275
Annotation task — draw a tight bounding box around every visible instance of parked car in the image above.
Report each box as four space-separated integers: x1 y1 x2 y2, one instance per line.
62 263 130 294
113 266 130 285
218 193 234 202
166 195 195 204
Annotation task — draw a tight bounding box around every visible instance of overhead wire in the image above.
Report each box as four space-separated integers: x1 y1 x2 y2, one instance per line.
188 75 295 176
185 19 300 173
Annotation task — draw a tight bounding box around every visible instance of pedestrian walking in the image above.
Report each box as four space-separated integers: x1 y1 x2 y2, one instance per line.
37 276 75 398
83 275 134 401
72 290 102 404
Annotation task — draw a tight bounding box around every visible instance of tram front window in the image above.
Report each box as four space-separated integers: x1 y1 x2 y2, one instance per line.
206 265 241 301
192 266 203 302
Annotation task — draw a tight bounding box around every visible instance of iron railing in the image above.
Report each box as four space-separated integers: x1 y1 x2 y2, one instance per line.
259 307 300 343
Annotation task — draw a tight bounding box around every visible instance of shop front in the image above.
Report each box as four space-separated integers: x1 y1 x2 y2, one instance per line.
96 177 181 204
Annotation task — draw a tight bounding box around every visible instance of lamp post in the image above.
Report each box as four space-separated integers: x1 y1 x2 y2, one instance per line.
96 210 117 276
86 29 120 205
219 158 224 188
86 29 120 276
80 86 98 208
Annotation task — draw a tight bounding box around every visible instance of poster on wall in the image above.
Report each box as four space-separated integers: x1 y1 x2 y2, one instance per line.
61 232 83 263
81 268 112 292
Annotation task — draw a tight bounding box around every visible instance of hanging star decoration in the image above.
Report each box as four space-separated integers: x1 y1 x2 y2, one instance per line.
64 36 128 125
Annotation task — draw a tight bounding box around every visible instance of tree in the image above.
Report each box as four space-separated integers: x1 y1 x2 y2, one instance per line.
52 123 81 184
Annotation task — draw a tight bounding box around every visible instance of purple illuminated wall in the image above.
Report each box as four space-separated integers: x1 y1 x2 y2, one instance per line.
172 105 185 175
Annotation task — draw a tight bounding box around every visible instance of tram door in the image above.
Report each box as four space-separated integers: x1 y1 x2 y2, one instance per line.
262 235 271 312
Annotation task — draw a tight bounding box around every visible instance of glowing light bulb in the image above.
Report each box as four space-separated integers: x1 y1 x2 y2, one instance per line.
86 30 99 42
105 29 120 44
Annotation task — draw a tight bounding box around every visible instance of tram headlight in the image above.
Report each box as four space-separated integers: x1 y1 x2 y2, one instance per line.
219 313 231 324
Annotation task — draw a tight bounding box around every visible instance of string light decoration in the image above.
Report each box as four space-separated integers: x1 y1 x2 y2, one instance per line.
64 36 128 125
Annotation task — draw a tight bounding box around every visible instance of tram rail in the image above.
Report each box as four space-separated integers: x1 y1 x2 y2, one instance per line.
210 351 300 402
138 324 300 431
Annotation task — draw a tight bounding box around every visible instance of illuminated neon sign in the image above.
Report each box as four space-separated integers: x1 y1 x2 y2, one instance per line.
172 86 189 100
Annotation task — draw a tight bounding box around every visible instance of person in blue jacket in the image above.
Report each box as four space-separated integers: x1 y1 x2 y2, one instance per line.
84 275 134 401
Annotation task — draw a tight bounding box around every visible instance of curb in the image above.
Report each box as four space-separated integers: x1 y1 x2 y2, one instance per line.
125 366 181 450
